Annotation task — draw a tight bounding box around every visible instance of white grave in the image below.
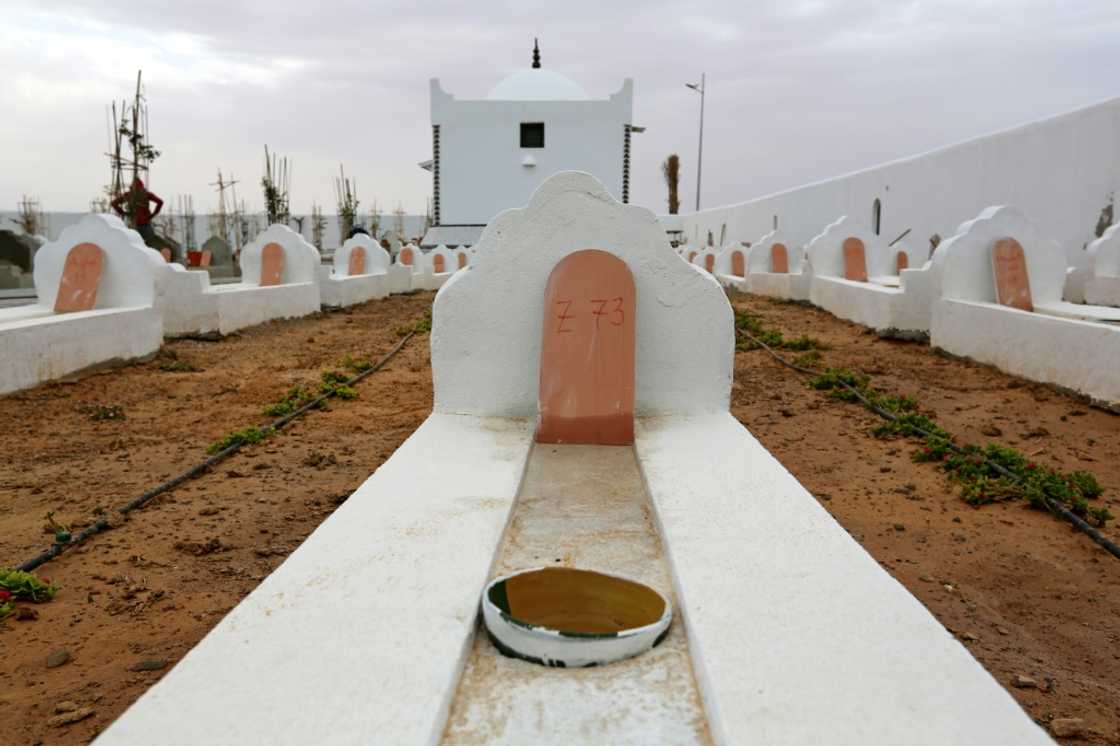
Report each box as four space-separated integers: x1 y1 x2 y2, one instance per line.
807 216 932 335
97 173 1051 745
319 234 391 307
0 214 164 394
932 205 1120 407
743 230 813 301
206 224 321 333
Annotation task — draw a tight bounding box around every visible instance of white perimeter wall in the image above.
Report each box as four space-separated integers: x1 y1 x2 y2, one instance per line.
431 79 633 226
680 97 1120 267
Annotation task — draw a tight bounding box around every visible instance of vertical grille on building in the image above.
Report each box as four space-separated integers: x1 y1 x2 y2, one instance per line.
432 125 441 226
622 124 632 204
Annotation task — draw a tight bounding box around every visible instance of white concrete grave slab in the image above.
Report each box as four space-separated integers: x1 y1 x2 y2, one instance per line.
0 213 164 395
744 230 811 301
807 216 932 335
412 244 457 291
713 243 749 291
206 224 321 334
98 172 1052 745
1085 222 1120 307
319 233 390 307
932 205 1120 407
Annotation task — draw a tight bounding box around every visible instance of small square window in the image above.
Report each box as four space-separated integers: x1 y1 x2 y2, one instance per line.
520 122 545 148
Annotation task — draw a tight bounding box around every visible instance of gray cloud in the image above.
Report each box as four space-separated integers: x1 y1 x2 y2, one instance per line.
2 0 1117 218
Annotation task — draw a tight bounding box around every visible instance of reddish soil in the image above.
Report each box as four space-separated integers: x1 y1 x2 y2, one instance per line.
0 292 435 745
0 289 1117 744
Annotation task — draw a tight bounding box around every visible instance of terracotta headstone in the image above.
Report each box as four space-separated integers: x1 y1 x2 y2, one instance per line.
348 246 366 276
54 242 104 313
200 249 213 268
457 252 468 269
731 250 745 277
160 248 172 262
688 251 697 264
896 251 909 273
842 237 868 282
771 243 789 274
433 253 445 273
536 249 636 446
703 254 715 273
991 237 1033 312
260 242 284 286
400 247 413 266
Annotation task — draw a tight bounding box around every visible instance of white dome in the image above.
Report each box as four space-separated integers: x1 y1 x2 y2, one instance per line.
486 69 589 101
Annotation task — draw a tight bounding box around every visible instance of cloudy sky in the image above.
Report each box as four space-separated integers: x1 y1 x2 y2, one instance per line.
2 0 1118 218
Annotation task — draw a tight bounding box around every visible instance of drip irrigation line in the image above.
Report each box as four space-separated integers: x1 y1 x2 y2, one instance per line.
736 326 1120 561
15 330 418 573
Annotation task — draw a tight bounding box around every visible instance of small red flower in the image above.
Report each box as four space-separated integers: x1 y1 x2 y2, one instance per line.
1026 462 1036 470
0 589 12 602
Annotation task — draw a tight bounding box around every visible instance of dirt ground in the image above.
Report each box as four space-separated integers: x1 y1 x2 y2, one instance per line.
0 289 1117 744
0 292 435 745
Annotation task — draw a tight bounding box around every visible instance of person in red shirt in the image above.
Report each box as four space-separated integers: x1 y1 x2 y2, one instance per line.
111 177 164 246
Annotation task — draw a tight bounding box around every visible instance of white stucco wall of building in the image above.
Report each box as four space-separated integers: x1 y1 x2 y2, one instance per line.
431 78 634 226
679 97 1120 266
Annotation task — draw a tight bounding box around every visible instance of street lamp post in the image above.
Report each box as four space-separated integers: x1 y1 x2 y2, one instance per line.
686 73 705 212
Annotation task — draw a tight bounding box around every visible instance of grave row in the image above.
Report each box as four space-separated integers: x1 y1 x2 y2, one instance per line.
95 172 1053 745
0 215 472 395
680 207 1120 409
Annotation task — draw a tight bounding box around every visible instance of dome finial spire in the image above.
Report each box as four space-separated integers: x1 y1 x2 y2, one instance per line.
532 38 541 69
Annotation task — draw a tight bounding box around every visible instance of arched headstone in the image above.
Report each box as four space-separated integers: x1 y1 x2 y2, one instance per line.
896 251 909 273
55 242 104 313
731 250 745 277
400 247 414 266
433 253 446 273
348 245 367 276
771 243 789 274
703 254 715 273
457 252 468 269
261 242 284 286
991 237 1033 312
536 249 635 445
842 237 868 282
201 236 232 266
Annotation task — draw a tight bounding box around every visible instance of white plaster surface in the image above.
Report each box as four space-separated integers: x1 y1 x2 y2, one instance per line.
239 223 321 286
158 265 219 336
209 282 320 335
96 414 535 746
431 77 633 225
931 205 1120 407
33 213 166 310
319 234 391 307
679 96 1120 270
431 171 734 418
807 216 928 332
743 230 812 301
1085 222 1120 306
0 214 164 394
198 224 322 333
635 413 1053 746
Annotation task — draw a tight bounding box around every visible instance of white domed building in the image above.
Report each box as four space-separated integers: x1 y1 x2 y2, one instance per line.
422 41 636 247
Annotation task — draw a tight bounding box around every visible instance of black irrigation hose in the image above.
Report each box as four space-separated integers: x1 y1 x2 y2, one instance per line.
16 330 417 573
736 327 1120 561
